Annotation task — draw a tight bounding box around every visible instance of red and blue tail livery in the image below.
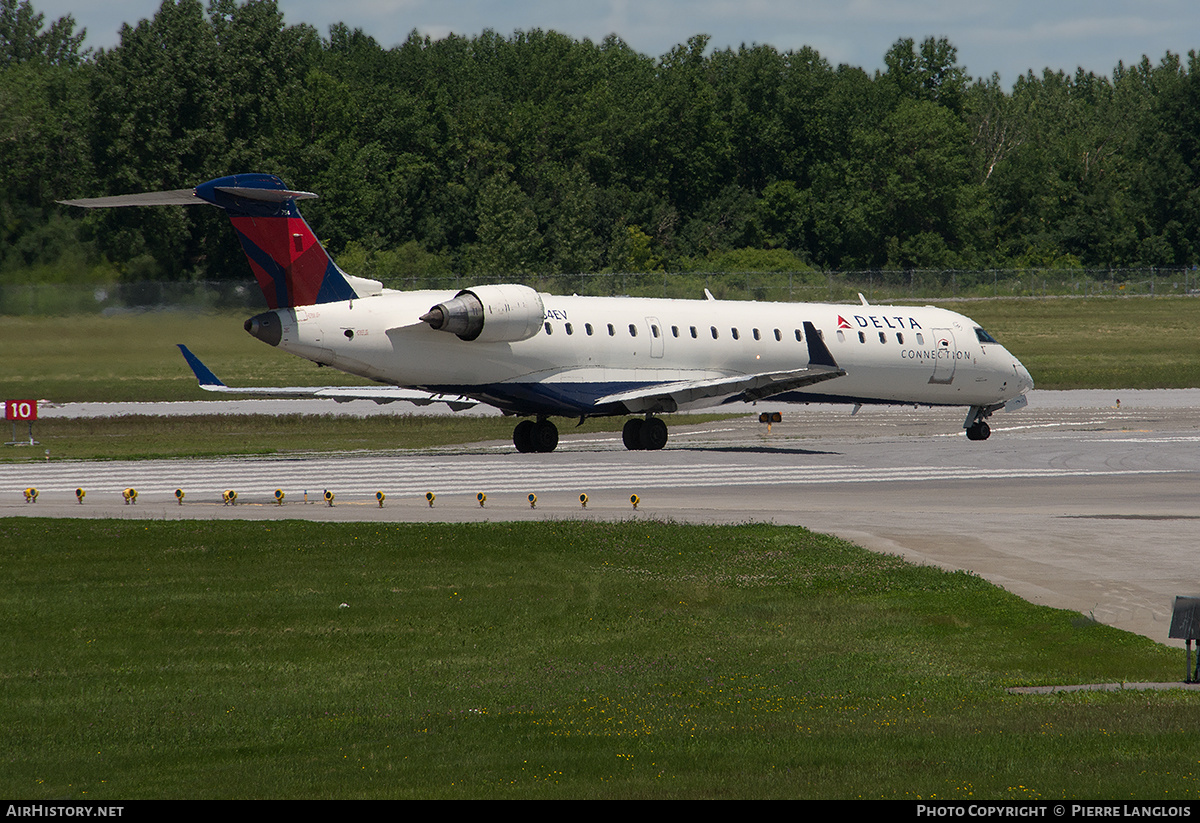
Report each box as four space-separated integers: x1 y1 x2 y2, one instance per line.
193 174 358 309
61 173 365 309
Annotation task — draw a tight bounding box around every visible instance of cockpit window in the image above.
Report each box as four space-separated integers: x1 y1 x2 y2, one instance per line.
975 327 998 344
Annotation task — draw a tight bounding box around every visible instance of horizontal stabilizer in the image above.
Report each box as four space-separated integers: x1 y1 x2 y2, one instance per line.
213 185 317 203
62 174 353 309
57 189 202 208
177 345 478 411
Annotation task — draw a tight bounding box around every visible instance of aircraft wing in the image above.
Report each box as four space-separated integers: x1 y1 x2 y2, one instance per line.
595 321 846 413
177 345 479 411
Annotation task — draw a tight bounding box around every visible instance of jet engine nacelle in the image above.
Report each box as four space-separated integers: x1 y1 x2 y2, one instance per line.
420 284 544 343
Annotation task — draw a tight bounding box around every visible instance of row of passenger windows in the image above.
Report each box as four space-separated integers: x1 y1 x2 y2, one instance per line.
540 320 944 349
836 329 927 346
543 321 806 342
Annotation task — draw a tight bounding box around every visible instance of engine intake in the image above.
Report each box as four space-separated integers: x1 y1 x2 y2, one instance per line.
420 284 544 343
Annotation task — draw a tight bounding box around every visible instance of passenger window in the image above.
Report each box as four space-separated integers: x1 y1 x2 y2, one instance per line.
651 325 660 338
858 331 866 343
711 326 719 340
628 324 637 337
752 328 761 341
585 323 594 336
836 330 845 343
916 333 925 345
773 329 781 341
731 328 739 340
879 332 886 343
671 325 679 338
607 324 615 336
565 323 573 335
544 322 553 335
794 329 802 342
897 333 904 344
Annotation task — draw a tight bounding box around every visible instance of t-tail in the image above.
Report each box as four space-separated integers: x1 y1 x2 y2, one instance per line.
59 173 377 309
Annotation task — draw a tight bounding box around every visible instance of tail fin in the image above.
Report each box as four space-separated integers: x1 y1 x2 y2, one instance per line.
194 174 369 309
61 173 378 309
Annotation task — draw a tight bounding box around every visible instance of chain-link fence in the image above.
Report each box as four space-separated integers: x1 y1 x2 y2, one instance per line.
3 268 1197 315
0 280 264 316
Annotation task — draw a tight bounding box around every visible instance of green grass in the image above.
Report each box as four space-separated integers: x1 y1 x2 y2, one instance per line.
2 296 1199 404
1 518 1194 800
0 413 730 462
0 312 368 402
954 296 1200 389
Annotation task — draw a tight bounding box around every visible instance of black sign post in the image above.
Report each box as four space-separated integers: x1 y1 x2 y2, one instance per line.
1168 596 1200 683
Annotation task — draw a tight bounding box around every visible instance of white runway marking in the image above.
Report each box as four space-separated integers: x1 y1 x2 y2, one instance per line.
1 455 1188 499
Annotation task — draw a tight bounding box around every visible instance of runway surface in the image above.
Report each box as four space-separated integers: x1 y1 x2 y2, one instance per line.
4 390 1199 647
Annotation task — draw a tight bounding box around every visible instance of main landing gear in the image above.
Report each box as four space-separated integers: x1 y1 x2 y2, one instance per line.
513 418 559 453
511 416 670 453
622 416 668 451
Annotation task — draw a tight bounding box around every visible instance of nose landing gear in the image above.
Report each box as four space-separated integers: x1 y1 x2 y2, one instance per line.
964 405 996 441
966 419 991 441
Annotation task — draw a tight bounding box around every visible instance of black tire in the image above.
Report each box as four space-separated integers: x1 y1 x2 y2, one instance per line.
966 420 991 441
639 417 668 450
622 418 644 450
531 419 559 452
513 419 535 452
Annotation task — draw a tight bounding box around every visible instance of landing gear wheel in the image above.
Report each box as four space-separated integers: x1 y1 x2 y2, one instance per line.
966 420 991 441
622 418 644 450
622 417 668 450
639 417 668 450
514 419 559 452
513 419 536 452
531 419 559 452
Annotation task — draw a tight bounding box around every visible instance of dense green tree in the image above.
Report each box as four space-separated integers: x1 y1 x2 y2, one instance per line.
469 172 545 275
0 1 1195 285
877 99 977 266
1124 51 1200 264
0 0 86 67
881 36 969 111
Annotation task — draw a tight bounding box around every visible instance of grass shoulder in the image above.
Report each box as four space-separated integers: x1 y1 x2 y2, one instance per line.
1 413 736 461
0 518 1191 799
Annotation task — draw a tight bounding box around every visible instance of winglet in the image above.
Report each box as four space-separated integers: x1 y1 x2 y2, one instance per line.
177 344 226 387
803 321 839 370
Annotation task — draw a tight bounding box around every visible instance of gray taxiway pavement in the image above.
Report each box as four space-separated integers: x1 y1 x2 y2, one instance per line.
4 389 1199 648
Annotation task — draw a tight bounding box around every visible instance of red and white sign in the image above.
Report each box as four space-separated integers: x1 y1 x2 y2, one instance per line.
5 400 37 421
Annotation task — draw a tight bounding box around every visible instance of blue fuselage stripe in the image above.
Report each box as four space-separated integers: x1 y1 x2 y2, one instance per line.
418 381 951 416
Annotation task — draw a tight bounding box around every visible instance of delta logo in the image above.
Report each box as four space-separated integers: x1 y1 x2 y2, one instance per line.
838 314 923 330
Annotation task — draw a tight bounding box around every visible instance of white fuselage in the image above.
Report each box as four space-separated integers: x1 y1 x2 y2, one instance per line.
259 290 1034 416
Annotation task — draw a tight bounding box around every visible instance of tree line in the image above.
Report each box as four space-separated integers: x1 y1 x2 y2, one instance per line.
2 0 1199 288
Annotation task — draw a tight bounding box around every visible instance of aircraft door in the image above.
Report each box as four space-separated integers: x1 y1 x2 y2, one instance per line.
646 316 664 358
928 328 956 385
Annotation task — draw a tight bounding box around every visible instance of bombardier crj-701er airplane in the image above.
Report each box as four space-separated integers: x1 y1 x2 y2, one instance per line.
62 173 1033 452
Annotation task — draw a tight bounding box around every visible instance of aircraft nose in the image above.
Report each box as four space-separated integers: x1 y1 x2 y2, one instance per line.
1015 360 1034 393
